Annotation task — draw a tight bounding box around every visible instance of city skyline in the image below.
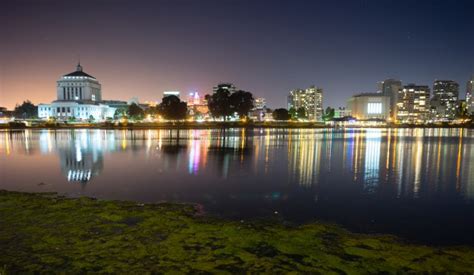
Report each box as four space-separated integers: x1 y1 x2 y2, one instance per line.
1 0 473 109
3 1 474 271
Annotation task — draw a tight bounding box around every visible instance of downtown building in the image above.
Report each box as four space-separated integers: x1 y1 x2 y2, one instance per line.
377 78 402 119
163 91 180 98
466 75 474 114
186 91 209 119
396 84 431 123
254 98 266 110
213 83 237 94
430 80 459 121
287 85 323 121
346 93 390 120
38 63 116 121
249 97 267 121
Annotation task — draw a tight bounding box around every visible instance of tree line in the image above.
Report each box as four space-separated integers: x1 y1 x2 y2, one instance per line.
205 86 254 121
115 95 188 121
116 86 255 121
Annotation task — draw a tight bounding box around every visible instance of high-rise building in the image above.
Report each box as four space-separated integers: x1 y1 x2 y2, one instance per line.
254 98 266 110
186 91 209 117
377 79 402 119
163 91 180 98
396 84 431 123
430 80 459 120
249 98 267 121
38 63 116 121
287 85 323 121
187 91 202 106
213 83 236 94
346 93 390 120
466 75 474 114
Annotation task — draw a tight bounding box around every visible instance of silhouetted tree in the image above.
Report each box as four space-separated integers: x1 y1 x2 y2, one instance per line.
288 107 297 120
296 107 307 119
229 90 254 119
158 95 187 120
272 108 291 120
323 106 335 121
206 87 233 120
114 107 128 119
13 100 37 119
456 103 469 119
128 103 144 120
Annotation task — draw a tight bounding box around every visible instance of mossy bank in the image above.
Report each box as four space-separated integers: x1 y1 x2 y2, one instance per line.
1 191 473 273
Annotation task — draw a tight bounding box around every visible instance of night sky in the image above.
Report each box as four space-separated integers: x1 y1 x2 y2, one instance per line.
1 0 473 109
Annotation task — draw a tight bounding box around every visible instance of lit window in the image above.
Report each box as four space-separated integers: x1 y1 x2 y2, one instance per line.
367 103 382 114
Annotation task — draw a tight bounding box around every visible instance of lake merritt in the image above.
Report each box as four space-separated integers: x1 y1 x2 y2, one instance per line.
1 128 473 245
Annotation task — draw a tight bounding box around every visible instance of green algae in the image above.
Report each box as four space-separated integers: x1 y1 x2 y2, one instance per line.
1 190 473 273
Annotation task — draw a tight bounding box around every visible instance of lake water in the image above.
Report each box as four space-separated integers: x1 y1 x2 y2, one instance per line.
1 128 474 245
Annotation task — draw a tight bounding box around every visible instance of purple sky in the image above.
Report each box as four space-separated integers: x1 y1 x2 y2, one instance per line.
1 0 473 109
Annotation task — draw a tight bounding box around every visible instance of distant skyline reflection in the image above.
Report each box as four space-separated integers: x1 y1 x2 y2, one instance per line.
1 128 474 245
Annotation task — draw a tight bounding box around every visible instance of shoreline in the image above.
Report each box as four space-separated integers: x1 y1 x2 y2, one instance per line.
1 121 473 130
1 190 473 272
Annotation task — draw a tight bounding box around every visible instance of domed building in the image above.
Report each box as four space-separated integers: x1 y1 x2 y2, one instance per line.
38 63 117 121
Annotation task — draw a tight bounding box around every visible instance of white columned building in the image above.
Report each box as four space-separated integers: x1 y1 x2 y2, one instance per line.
38 63 116 121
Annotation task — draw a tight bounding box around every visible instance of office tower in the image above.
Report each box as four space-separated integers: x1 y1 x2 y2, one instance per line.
213 83 236 94
254 98 266 110
431 80 459 120
287 85 323 121
396 84 431 123
466 76 474 114
378 79 402 119
163 91 180 98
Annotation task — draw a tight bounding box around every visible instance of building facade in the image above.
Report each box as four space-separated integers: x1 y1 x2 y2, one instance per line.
254 98 266 110
377 79 402 119
334 107 352 118
287 85 323 121
213 83 236 94
396 84 430 123
163 91 180 98
187 91 209 118
249 98 267 121
430 80 459 120
466 76 474 114
38 63 116 121
346 93 390 120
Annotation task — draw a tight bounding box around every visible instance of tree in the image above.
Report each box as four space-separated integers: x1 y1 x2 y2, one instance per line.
288 107 297 120
272 108 291 121
229 90 254 119
206 88 233 120
456 102 469 119
296 107 307 119
323 106 335 121
144 106 159 118
158 95 187 120
114 107 128 119
13 100 37 119
128 103 144 120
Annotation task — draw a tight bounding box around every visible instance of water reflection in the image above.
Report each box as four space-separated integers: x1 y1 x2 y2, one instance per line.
1 128 474 197
0 129 474 242
1 128 474 244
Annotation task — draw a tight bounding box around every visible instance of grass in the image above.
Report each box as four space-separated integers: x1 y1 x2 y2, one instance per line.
1 190 473 273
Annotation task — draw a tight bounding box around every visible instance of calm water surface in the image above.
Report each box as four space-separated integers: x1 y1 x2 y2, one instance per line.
1 128 474 245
